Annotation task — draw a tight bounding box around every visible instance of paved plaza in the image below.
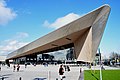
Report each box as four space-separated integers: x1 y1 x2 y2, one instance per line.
0 64 80 80
0 64 120 80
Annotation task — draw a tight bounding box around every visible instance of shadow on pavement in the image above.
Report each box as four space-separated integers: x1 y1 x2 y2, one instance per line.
33 77 47 80
2 74 12 76
0 76 9 79
0 73 12 79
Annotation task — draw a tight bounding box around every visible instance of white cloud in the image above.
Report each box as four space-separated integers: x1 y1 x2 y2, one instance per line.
0 32 29 56
0 0 17 25
43 20 50 27
43 13 82 29
15 32 29 39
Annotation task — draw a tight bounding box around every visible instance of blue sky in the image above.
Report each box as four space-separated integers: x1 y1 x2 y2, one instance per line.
0 0 120 58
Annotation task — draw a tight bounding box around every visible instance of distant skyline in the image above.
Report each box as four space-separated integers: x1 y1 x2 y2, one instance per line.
0 0 120 58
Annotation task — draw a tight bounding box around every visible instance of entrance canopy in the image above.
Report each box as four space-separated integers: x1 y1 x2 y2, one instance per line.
7 5 110 62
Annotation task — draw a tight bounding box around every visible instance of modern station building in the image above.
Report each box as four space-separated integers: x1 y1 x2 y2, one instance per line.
6 5 110 64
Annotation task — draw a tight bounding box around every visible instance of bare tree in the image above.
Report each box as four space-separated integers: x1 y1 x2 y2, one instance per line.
110 52 119 60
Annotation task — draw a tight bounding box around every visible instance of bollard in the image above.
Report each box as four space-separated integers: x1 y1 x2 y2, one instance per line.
19 77 21 80
56 78 58 80
48 71 50 80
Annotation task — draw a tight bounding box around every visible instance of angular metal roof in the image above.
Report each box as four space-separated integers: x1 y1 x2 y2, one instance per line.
7 4 110 62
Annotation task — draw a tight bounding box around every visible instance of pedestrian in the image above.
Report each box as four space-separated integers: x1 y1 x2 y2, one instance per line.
80 68 82 73
0 66 1 71
13 64 16 72
67 66 70 72
59 65 65 80
25 62 27 68
17 64 20 72
79 68 84 80
64 65 67 71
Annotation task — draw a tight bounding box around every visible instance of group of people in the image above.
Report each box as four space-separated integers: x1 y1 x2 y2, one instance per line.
64 65 70 71
13 64 20 72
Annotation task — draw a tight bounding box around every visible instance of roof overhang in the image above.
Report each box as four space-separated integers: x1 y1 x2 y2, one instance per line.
7 4 111 62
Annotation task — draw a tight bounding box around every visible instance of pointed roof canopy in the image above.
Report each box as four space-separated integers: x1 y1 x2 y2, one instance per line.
7 4 110 62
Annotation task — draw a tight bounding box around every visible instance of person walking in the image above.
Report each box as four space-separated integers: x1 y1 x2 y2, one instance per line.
79 68 84 80
67 65 70 72
25 62 27 68
59 65 65 80
17 64 20 72
13 64 16 72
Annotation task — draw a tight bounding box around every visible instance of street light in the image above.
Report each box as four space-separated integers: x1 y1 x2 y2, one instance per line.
99 48 102 80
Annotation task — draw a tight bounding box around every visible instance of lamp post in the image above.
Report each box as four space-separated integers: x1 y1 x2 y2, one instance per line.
99 48 102 80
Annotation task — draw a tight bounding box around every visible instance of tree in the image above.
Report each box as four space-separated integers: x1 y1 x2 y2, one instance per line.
109 52 120 64
109 52 119 60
